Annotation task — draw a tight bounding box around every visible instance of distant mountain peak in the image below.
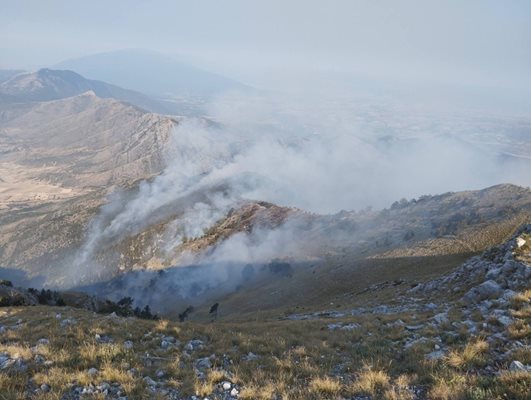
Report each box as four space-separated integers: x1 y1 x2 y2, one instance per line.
0 68 188 115
0 68 89 100
54 49 250 98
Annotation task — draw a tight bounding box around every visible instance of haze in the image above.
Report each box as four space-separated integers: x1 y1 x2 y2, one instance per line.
2 1 530 94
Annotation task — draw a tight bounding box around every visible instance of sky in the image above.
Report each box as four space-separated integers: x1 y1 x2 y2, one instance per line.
1 0 530 91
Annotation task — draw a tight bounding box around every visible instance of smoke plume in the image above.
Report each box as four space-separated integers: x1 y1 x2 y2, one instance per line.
63 91 530 308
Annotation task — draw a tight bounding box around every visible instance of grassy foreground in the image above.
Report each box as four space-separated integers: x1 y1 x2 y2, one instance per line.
0 295 529 400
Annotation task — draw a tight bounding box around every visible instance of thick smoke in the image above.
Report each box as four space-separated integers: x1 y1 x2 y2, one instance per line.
64 91 530 308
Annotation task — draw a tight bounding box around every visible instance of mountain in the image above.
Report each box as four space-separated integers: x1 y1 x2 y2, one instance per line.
1 208 530 399
0 68 190 115
0 69 24 84
0 91 175 188
0 91 176 277
65 184 531 314
0 58 529 398
54 49 249 98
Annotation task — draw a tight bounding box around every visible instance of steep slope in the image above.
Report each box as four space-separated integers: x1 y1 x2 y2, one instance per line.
0 224 529 400
69 184 531 317
0 92 176 275
0 68 186 115
97 184 531 272
0 91 174 188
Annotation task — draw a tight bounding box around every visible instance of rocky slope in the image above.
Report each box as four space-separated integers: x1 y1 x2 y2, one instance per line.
0 92 174 188
0 224 528 399
0 91 176 277
0 70 529 398
40 184 526 319
74 183 531 274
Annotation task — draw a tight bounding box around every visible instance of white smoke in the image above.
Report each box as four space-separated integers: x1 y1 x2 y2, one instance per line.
66 90 530 290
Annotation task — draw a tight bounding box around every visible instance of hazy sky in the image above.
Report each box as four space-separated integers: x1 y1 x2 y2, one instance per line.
2 0 530 90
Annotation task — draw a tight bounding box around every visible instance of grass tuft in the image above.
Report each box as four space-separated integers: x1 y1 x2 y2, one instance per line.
446 339 489 370
309 376 343 395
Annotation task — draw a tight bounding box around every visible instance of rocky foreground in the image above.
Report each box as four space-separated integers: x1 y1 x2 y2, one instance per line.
0 226 529 399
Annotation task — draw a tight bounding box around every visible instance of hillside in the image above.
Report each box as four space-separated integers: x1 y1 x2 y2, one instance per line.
1 225 529 399
0 59 529 400
57 184 528 315
0 70 24 84
0 93 529 399
0 68 188 115
0 91 176 278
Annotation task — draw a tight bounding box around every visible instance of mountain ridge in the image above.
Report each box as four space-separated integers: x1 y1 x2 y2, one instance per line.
54 49 250 98
0 68 187 115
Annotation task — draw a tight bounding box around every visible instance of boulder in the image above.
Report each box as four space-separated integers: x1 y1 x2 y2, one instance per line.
195 357 212 370
509 360 531 372
426 350 445 361
185 339 204 351
143 376 157 387
464 280 503 303
501 289 517 301
432 313 449 325
327 322 360 331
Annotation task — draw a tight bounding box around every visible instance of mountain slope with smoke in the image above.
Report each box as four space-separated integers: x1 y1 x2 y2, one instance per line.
1 91 530 305
0 89 176 280
25 92 525 312
66 184 531 315
70 93 531 264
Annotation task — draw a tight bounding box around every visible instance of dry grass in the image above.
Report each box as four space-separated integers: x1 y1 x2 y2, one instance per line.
193 369 233 396
308 376 343 395
496 370 531 400
507 319 531 340
239 382 276 400
511 305 531 320
0 343 33 360
194 378 214 397
428 375 467 400
446 339 489 370
383 388 414 400
511 346 531 365
0 297 530 400
510 289 531 309
351 365 391 395
350 367 417 400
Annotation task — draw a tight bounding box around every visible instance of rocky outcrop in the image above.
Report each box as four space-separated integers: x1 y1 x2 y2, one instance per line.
412 223 531 302
463 280 503 303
